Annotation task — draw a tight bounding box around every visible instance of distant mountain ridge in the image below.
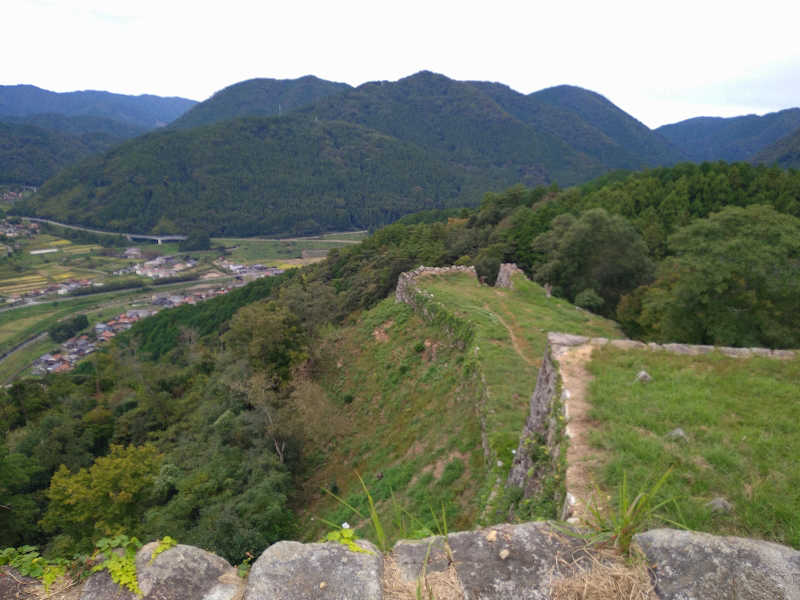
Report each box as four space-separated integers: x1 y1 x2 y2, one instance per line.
656 108 800 162
0 84 196 130
0 85 196 185
752 125 800 168
169 76 351 130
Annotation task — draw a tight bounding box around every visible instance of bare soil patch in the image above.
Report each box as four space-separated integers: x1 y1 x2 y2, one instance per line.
558 343 607 520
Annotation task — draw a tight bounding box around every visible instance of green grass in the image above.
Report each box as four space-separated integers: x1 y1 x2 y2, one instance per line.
0 336 58 382
301 270 620 546
586 345 800 548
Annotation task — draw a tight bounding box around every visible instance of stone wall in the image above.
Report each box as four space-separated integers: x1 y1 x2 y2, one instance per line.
506 341 563 505
7 524 799 599
394 265 477 305
546 332 795 360
494 263 525 289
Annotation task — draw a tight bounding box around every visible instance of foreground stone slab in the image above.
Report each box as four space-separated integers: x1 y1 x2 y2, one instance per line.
244 540 383 600
635 528 800 600
81 542 240 600
393 521 584 600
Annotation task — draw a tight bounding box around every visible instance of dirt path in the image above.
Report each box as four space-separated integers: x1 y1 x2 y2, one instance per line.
486 300 536 367
557 343 605 521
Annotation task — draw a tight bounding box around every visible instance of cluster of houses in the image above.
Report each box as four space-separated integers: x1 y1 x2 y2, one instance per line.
150 286 233 308
0 218 38 239
214 258 283 279
32 309 156 375
132 255 198 279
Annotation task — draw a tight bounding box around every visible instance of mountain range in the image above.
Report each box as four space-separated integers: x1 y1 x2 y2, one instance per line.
6 73 799 235
0 85 196 185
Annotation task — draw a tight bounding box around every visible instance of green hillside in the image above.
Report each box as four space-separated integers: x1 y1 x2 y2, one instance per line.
0 122 101 185
298 71 602 187
657 108 800 162
169 76 351 130
527 84 684 167
752 125 800 168
12 114 474 236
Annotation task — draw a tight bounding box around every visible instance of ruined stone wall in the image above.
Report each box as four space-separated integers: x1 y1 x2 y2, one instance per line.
546 332 796 360
506 341 562 504
494 263 525 289
394 265 477 305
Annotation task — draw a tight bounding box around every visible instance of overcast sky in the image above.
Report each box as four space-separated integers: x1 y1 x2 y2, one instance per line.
4 0 799 128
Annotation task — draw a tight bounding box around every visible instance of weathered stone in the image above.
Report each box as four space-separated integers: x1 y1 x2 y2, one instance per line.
0 566 42 598
243 540 382 600
634 528 800 600
80 543 239 600
772 349 796 359
666 427 689 442
547 332 590 348
494 263 525 289
635 370 652 383
750 347 773 357
393 522 585 600
610 339 647 350
80 569 137 600
507 343 561 503
706 496 734 514
589 337 609 346
663 343 713 355
719 346 753 358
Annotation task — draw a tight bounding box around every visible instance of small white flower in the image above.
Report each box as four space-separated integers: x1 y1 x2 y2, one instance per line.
511 450 516 455
341 522 350 529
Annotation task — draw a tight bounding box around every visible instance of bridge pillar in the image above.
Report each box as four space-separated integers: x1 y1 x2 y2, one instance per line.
157 238 162 245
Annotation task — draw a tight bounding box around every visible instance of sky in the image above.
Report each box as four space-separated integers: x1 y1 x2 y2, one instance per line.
4 0 800 128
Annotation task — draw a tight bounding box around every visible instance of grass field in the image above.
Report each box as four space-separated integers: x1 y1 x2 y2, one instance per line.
215 237 359 265
585 345 800 549
0 336 58 383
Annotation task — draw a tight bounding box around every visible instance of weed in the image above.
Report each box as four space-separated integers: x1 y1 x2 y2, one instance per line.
149 535 177 564
574 468 684 554
91 534 143 596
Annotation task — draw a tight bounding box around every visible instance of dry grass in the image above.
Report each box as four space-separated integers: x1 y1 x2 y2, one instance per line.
550 550 656 600
382 555 465 600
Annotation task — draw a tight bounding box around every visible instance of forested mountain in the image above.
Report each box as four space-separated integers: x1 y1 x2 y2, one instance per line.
752 126 800 168
169 76 351 130
0 116 147 185
0 85 196 130
470 81 685 169
0 122 107 185
12 115 474 235
296 71 603 185
657 108 800 162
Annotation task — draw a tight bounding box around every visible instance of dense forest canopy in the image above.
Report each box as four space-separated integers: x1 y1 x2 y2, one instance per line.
2 161 799 565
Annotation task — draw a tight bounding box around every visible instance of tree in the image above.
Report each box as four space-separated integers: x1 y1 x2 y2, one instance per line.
531 208 654 316
40 444 162 547
633 205 800 347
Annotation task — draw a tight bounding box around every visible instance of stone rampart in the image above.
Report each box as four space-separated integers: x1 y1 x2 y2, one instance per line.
394 265 477 305
494 263 525 289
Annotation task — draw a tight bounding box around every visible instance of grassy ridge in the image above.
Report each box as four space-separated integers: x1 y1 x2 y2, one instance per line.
586 345 800 548
302 271 620 544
